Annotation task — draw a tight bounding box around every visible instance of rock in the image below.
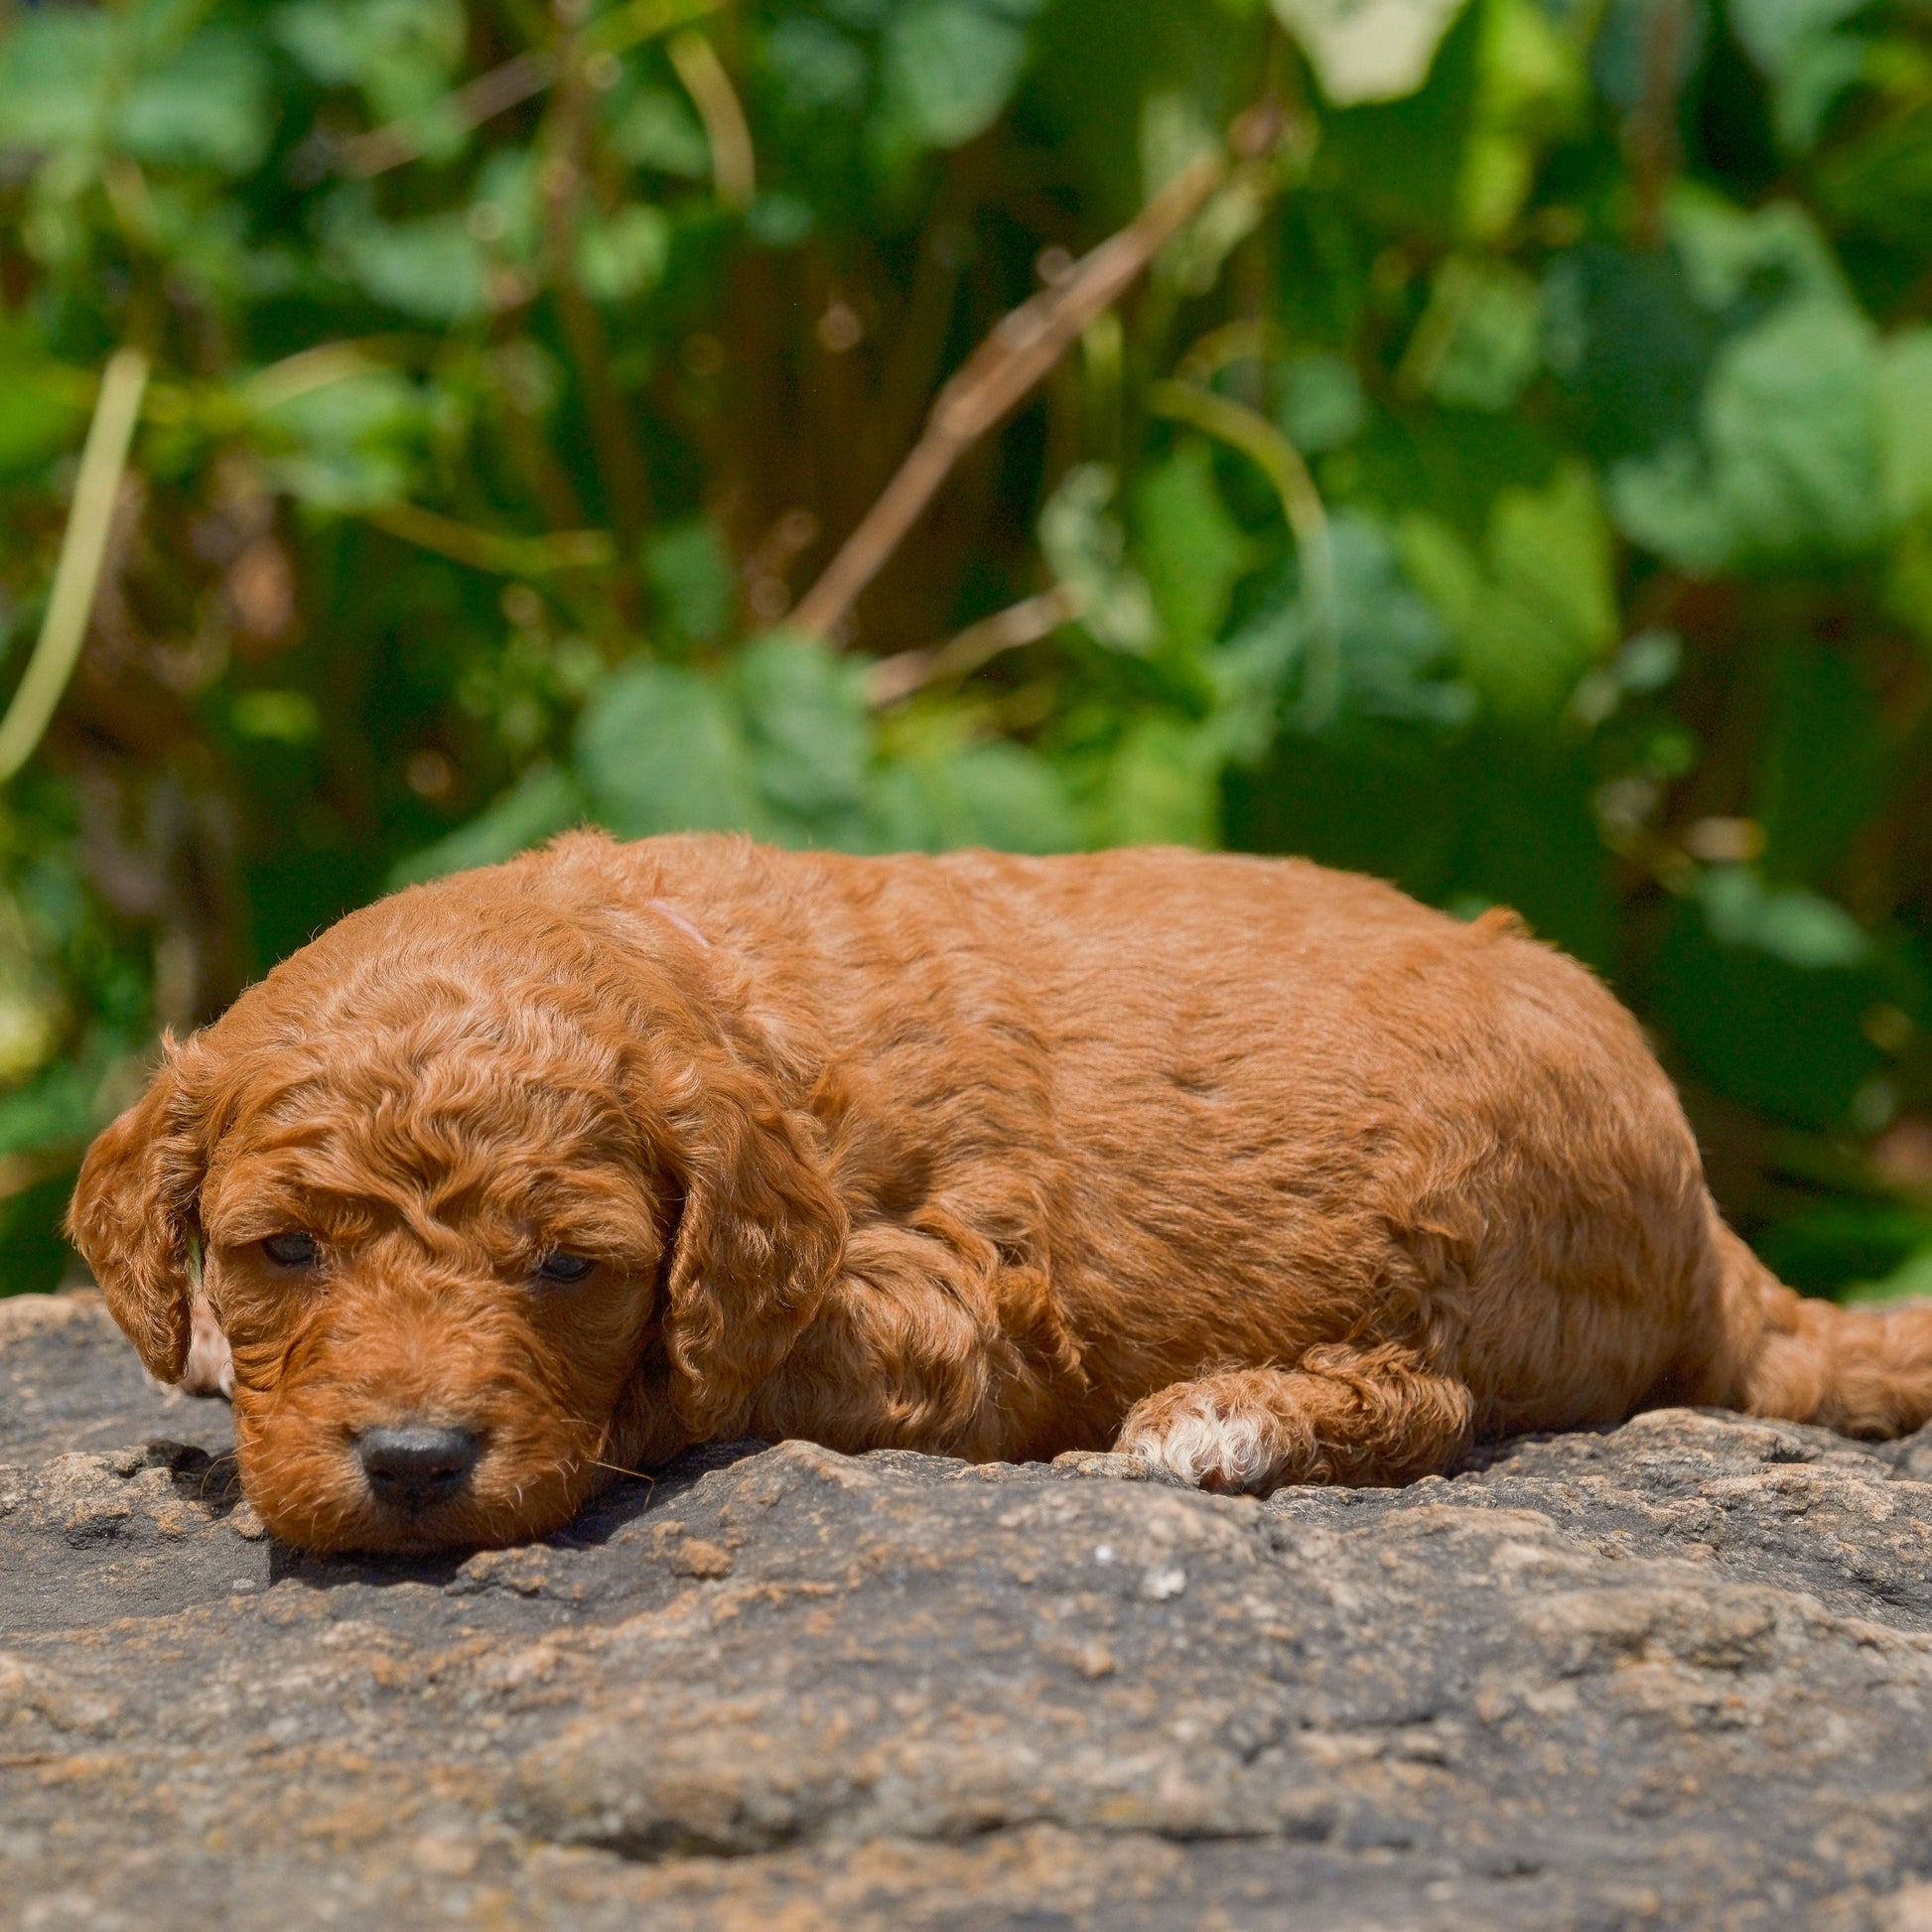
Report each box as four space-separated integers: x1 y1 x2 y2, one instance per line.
7 1293 1932 1928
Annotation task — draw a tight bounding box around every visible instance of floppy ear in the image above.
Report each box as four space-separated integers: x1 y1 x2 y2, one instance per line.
655 1048 847 1440
67 1042 207 1384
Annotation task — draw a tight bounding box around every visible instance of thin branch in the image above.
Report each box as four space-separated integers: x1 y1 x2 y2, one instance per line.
669 30 756 210
341 53 556 177
1630 0 1687 251
0 348 150 784
232 339 405 415
542 55 654 543
361 501 615 575
338 0 726 178
787 104 1285 644
868 584 1081 708
1144 378 1337 720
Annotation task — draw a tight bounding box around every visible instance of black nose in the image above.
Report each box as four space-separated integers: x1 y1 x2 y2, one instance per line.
355 1425 481 1509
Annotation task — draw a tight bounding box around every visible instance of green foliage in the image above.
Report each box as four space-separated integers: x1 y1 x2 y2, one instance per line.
4 0 1932 1297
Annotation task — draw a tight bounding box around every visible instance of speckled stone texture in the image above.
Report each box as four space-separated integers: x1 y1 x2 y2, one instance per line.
9 1292 1932 1931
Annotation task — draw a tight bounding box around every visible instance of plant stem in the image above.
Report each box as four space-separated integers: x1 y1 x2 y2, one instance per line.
0 348 150 784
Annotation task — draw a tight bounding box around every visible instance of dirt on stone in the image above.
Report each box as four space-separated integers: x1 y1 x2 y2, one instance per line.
8 1290 1932 1930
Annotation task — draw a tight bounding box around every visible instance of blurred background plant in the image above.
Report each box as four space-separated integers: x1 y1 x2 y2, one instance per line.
4 0 1932 1300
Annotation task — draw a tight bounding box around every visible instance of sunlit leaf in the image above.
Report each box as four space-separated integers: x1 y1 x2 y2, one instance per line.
1272 0 1472 104
1402 461 1615 720
231 691 323 745
1094 715 1221 848
1878 328 1932 525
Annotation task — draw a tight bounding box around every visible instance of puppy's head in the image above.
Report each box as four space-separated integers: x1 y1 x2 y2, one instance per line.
68 846 844 1554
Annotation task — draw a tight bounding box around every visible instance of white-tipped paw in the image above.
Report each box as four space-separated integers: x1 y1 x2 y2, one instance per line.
1117 1396 1274 1492
179 1291 234 1400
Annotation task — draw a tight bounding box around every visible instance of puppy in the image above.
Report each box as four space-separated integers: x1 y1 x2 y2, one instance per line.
67 832 1932 1553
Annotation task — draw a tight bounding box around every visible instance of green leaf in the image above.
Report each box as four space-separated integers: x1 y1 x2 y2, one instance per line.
763 18 871 118
1727 0 1867 150
0 331 85 479
120 31 271 175
1094 716 1221 848
1610 299 1884 572
1845 1245 1932 1308
1459 0 1587 238
868 740 1080 854
576 205 671 305
1038 465 1156 654
1751 644 1886 882
1407 255 1542 411
324 199 490 325
1402 461 1616 721
574 662 759 839
0 1057 94 1160
1699 865 1871 969
1878 328 1932 525
1275 355 1367 454
1544 242 1713 466
1132 442 1256 660
610 87 712 178
644 520 737 646
231 691 323 745
881 0 1041 152
732 635 872 827
1217 512 1468 746
1648 883 1883 1126
274 0 467 124
1729 0 1864 77
577 638 873 850
253 369 429 513
388 765 587 888
0 9 110 155
1668 191 1848 314
1313 0 1485 236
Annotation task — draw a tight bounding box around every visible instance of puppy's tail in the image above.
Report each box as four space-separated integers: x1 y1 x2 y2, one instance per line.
1713 1211 1932 1439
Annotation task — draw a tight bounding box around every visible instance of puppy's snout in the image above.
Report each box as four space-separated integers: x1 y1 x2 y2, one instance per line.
355 1424 481 1509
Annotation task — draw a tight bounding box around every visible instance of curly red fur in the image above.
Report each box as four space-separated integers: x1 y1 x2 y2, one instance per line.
65 832 1932 1551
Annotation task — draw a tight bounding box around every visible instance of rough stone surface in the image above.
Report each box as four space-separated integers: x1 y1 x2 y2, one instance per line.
9 1294 1932 1929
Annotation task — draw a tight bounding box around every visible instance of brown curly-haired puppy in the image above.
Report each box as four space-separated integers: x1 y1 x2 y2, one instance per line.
67 832 1932 1553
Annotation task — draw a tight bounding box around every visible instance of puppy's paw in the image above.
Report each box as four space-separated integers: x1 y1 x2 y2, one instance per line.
179 1291 234 1400
1116 1386 1276 1493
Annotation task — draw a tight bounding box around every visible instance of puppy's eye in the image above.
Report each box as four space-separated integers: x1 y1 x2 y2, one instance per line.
534 1252 596 1286
262 1231 321 1269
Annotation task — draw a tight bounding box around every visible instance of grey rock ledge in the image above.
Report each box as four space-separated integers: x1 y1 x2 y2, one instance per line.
8 1290 1932 1930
